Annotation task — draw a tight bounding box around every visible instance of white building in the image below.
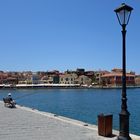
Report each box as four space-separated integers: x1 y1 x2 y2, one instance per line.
59 73 78 84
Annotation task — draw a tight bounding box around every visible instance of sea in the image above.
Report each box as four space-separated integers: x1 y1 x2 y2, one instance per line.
0 88 139 136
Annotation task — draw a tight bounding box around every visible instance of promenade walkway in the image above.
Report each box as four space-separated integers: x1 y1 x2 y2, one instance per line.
0 101 139 140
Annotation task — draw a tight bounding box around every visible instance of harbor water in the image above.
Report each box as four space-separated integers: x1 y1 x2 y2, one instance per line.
0 88 139 136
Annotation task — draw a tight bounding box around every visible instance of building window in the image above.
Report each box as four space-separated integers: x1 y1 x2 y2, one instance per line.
130 77 134 80
66 78 68 81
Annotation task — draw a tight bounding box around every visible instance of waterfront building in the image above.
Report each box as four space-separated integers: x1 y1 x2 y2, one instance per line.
0 72 18 85
94 70 110 85
0 72 8 84
45 75 59 84
59 73 78 84
101 70 135 87
32 73 40 84
53 75 59 84
40 75 48 84
76 68 85 76
76 75 92 86
18 72 32 84
46 71 60 84
4 77 18 85
135 75 140 86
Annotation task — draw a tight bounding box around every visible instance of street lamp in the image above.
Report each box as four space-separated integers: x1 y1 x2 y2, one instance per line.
114 3 133 140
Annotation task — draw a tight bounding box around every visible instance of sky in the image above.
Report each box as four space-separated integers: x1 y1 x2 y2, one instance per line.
0 0 140 73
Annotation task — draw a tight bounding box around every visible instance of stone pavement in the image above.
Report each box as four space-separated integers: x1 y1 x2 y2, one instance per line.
0 101 139 140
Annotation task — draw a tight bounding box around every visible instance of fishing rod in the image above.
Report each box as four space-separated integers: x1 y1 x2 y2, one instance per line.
14 92 39 100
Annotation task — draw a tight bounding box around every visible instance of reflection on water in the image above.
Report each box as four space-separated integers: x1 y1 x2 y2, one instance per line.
0 88 140 136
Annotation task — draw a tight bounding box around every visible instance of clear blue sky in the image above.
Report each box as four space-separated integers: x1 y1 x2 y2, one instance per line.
0 0 139 73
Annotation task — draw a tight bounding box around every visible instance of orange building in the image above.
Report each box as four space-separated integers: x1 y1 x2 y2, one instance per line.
101 72 135 87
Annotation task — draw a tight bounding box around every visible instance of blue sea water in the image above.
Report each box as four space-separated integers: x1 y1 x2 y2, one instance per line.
0 88 139 136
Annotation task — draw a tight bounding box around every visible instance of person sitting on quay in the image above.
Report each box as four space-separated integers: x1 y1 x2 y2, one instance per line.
3 93 16 108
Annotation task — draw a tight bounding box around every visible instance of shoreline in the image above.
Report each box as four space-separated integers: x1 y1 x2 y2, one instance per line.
0 84 140 89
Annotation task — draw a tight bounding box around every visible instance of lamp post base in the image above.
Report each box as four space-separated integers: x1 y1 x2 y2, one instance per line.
117 135 132 140
117 112 131 140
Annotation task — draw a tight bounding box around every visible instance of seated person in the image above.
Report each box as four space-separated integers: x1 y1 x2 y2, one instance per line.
4 93 16 108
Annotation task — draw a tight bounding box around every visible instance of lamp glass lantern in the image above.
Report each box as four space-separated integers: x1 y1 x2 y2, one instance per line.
114 3 133 26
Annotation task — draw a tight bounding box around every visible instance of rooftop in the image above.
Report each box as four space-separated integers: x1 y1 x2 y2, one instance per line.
101 72 135 78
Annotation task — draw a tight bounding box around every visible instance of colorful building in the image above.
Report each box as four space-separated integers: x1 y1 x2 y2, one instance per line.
101 71 135 87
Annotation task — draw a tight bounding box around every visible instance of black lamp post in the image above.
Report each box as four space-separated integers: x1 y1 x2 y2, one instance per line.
114 3 133 140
